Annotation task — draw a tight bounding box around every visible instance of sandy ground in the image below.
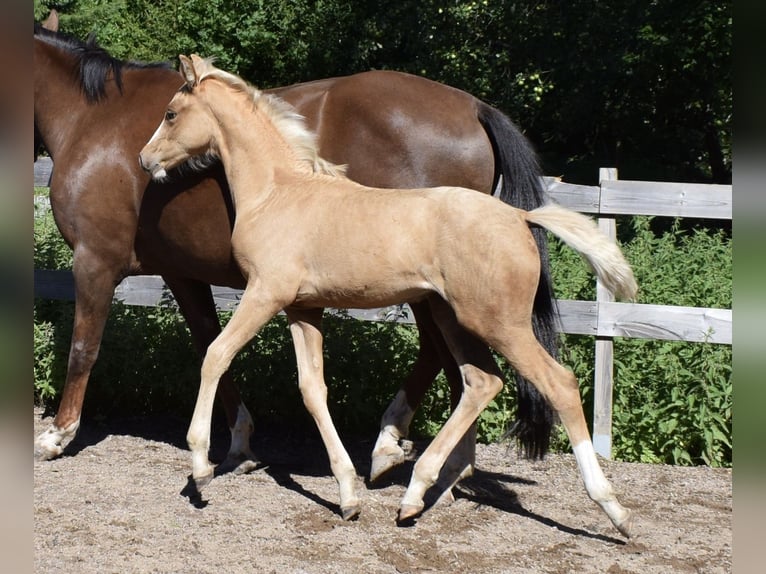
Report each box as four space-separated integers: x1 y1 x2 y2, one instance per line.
34 407 731 573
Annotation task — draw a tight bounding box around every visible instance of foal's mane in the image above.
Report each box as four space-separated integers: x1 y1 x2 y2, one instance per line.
196 65 347 178
34 23 172 103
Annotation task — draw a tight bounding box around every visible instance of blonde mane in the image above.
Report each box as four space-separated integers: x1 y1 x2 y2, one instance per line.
197 64 347 178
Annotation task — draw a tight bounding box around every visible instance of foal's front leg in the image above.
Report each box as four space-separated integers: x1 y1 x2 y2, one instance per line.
187 287 283 490
286 308 361 520
163 275 257 474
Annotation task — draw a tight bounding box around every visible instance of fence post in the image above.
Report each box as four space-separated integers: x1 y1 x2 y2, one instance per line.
593 167 618 459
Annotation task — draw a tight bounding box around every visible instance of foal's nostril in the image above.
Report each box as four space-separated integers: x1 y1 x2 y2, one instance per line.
138 153 149 171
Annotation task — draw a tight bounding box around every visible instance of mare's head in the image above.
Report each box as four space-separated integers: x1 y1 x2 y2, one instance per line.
35 9 172 163
139 55 235 180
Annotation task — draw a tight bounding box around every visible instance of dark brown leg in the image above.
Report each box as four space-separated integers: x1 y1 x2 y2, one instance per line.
162 276 257 473
370 300 472 481
35 256 120 459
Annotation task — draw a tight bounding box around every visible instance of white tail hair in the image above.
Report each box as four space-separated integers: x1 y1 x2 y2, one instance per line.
525 203 638 301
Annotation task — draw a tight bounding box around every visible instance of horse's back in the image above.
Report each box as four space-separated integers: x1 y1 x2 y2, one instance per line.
271 71 494 192
293 178 534 281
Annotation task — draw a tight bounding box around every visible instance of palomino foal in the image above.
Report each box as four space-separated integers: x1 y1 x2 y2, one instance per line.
139 55 638 537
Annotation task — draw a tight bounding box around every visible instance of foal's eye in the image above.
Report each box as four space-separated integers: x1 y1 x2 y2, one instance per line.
165 110 177 122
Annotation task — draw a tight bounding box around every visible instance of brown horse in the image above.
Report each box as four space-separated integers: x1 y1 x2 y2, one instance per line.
34 12 556 480
139 55 637 536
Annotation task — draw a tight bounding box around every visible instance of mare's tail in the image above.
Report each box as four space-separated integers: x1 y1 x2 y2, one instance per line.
525 204 638 301
477 102 557 459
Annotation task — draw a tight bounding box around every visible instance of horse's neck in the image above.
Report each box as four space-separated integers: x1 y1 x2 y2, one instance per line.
33 41 87 159
216 106 311 213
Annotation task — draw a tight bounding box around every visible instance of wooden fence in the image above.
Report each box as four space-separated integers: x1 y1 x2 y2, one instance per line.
34 157 732 458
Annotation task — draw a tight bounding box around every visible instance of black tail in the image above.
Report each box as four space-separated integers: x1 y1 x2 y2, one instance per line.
477 101 558 459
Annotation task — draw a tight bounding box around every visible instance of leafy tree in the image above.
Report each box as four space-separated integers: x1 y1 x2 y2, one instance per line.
35 0 730 183
409 1 731 183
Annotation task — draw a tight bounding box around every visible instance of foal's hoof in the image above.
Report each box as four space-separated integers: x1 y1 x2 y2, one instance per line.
614 509 635 539
397 503 424 524
341 504 361 521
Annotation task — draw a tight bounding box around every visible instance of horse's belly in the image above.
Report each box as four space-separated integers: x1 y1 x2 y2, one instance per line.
293 279 434 309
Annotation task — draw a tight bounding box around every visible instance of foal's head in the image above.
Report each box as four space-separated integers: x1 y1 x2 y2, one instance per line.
139 54 229 180
140 54 346 181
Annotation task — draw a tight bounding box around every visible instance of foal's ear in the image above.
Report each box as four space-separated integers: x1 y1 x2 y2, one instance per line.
189 54 210 76
178 55 197 88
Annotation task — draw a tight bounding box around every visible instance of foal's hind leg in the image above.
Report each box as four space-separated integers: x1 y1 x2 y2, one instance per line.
490 327 634 538
371 300 473 483
399 299 503 521
163 276 257 474
287 308 361 520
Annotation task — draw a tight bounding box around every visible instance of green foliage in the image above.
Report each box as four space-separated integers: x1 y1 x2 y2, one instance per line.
35 0 731 184
33 312 65 404
608 217 732 466
34 192 72 270
548 216 732 467
612 339 731 466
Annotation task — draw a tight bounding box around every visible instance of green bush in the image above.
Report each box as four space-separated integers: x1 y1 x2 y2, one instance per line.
34 191 72 270
609 218 732 466
547 216 732 466
33 202 732 466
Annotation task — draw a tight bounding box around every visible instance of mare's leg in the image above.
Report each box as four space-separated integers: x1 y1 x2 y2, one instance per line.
286 308 361 520
35 255 120 459
370 300 474 482
399 298 504 521
163 276 257 473
483 319 634 537
187 287 282 489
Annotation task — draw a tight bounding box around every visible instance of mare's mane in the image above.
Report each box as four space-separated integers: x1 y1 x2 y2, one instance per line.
34 23 172 103
196 64 347 178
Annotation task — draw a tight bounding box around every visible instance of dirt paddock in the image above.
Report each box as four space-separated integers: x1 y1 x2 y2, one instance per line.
34 407 731 573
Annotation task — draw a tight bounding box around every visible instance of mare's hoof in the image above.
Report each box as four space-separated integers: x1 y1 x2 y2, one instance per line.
218 453 261 476
434 487 456 505
369 451 405 482
370 439 414 482
193 472 214 492
397 503 424 524
615 510 635 539
34 444 62 461
230 459 261 475
34 430 65 461
341 504 361 521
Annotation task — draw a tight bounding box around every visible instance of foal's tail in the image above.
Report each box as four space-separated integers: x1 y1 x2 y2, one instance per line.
525 204 638 301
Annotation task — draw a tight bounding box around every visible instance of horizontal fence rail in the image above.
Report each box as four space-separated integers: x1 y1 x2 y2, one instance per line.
34 158 732 457
545 176 732 219
32 270 731 346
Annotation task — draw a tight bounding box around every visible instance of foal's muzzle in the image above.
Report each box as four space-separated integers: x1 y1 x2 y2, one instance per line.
138 152 168 181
